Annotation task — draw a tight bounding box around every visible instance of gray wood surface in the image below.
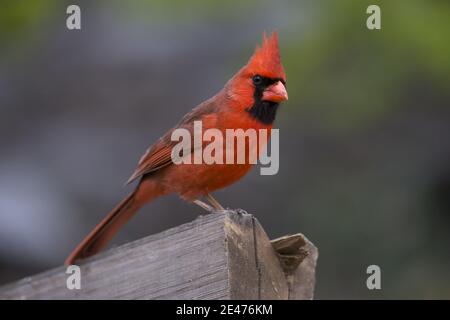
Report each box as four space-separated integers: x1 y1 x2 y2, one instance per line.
271 234 318 299
0 210 317 300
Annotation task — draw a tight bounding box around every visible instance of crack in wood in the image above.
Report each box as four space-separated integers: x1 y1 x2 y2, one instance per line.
251 216 261 299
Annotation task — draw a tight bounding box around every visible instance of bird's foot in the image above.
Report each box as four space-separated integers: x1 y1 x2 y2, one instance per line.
193 199 215 213
193 198 247 215
205 193 225 211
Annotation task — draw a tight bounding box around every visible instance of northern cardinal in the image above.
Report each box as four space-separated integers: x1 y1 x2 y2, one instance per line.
66 32 288 265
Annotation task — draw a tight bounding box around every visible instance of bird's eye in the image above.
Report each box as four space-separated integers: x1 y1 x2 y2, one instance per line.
252 75 263 86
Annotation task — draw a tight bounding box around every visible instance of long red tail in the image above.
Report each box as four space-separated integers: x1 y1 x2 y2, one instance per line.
65 191 143 265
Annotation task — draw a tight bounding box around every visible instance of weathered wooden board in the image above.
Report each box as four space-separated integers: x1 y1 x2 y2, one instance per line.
271 233 318 300
0 211 317 300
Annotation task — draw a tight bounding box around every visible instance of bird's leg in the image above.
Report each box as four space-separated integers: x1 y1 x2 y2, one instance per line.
193 199 215 213
205 193 225 211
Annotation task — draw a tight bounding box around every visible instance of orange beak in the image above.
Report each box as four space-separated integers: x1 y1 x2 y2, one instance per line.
262 81 288 103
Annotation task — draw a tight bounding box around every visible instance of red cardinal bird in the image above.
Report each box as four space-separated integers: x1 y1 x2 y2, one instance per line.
66 32 288 265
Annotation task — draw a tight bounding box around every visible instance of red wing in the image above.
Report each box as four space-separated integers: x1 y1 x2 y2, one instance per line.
125 139 173 184
126 99 220 184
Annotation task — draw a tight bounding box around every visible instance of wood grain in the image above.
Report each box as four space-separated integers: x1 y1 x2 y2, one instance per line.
0 211 317 300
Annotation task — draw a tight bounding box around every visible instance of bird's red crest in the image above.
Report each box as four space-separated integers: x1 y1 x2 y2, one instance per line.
245 31 286 81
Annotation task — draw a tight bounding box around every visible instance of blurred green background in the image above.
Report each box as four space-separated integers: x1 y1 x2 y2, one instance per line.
0 0 449 298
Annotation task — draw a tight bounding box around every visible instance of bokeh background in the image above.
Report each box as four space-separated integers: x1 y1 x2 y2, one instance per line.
1 0 449 299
